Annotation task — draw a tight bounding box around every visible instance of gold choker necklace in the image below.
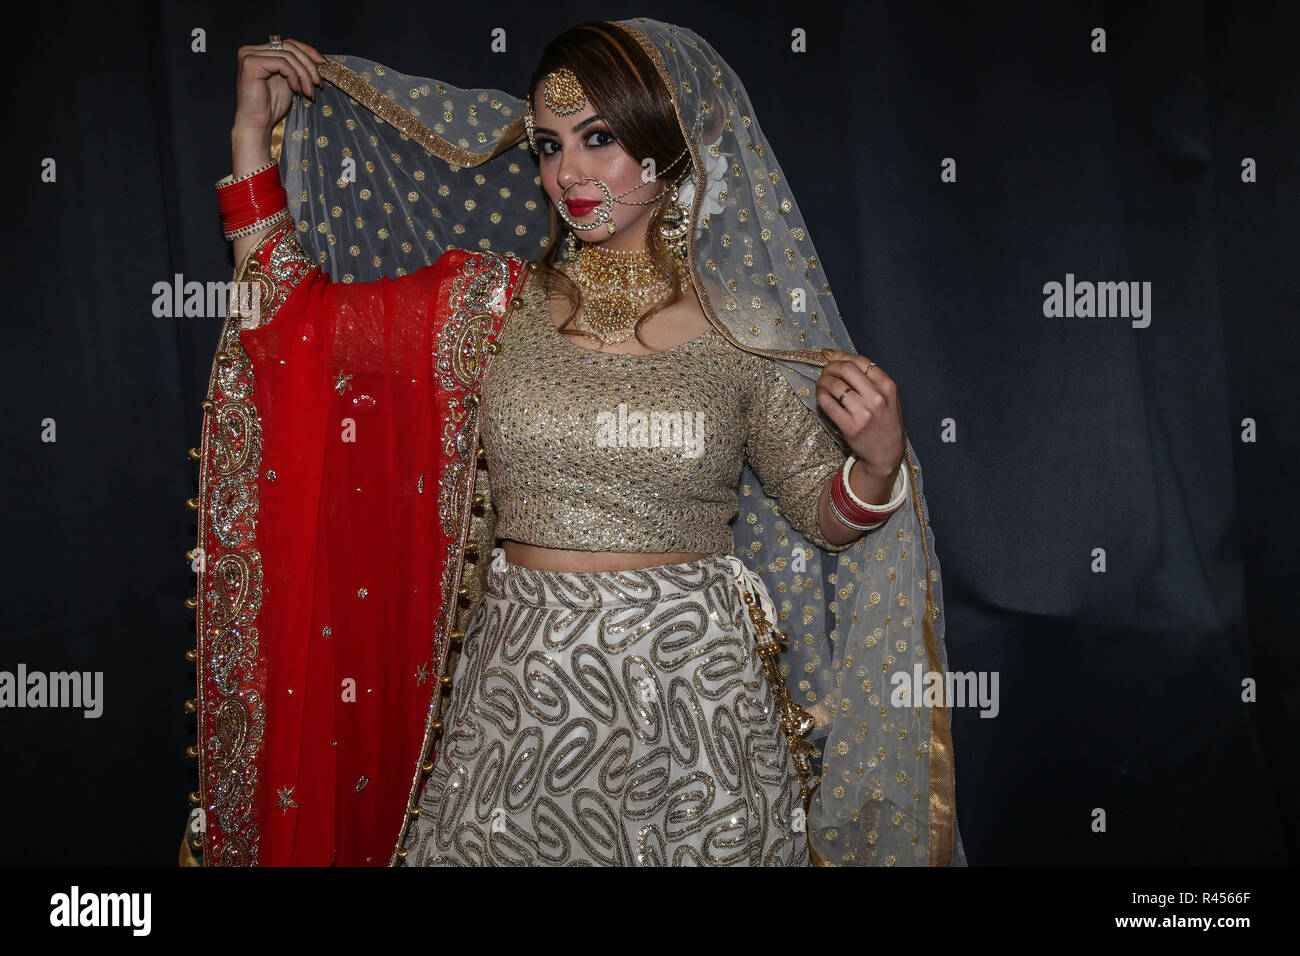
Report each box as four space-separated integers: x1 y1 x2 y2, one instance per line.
567 244 688 346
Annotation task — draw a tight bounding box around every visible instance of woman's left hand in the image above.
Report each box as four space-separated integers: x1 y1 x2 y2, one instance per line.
816 348 905 501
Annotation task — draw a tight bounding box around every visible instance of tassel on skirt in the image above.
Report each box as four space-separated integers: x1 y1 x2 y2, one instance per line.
401 551 811 866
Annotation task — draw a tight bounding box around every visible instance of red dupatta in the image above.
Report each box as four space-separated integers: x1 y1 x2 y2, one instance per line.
189 220 531 865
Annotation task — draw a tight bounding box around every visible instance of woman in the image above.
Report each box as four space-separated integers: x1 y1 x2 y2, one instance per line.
185 17 965 866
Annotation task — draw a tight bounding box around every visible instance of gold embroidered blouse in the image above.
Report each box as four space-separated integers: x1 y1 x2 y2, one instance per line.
481 273 852 554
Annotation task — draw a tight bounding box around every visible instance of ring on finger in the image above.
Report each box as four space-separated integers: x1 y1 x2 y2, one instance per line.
269 34 283 49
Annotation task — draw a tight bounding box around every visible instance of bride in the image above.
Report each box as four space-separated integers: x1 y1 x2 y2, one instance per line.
184 17 965 866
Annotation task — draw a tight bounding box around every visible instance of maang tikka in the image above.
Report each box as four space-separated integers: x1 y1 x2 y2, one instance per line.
524 67 586 152
543 67 586 115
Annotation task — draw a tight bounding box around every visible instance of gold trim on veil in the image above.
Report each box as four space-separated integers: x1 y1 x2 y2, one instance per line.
273 16 963 866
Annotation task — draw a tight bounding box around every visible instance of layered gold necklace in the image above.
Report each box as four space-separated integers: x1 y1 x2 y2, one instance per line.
566 243 689 346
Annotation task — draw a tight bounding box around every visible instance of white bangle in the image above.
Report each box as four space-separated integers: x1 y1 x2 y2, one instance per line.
842 455 909 512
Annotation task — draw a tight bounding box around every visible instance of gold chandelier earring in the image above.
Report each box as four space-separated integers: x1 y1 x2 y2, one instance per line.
658 182 691 261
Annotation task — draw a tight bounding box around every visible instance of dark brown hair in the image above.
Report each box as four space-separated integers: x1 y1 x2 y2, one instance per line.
527 21 690 347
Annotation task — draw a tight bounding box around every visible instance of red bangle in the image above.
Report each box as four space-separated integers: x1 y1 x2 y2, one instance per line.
215 162 288 238
829 457 906 531
829 474 884 530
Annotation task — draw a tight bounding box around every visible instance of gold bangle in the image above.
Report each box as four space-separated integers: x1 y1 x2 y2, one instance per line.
223 207 291 241
214 159 278 190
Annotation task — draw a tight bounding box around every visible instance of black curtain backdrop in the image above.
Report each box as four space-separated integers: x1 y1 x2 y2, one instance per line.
2 0 1295 866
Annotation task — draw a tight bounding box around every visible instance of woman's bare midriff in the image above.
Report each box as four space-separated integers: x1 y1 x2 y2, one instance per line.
502 540 709 572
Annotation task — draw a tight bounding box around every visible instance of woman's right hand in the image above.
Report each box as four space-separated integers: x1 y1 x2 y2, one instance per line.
234 38 326 135
228 39 326 263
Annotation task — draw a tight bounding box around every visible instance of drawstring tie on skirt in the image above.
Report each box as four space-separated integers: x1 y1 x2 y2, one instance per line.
723 554 819 814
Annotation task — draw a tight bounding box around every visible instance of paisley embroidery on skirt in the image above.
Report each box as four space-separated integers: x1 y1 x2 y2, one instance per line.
403 553 811 866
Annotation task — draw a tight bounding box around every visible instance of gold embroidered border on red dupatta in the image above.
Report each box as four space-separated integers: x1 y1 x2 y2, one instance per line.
191 220 314 865
191 232 530 866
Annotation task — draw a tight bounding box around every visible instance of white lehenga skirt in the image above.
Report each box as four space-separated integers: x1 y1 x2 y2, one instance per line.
401 550 811 867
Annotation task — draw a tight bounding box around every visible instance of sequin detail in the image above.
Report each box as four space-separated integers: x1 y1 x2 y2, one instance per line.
401 553 810 866
479 276 850 554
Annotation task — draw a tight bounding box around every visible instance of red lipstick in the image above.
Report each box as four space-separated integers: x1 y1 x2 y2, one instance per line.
564 198 600 216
